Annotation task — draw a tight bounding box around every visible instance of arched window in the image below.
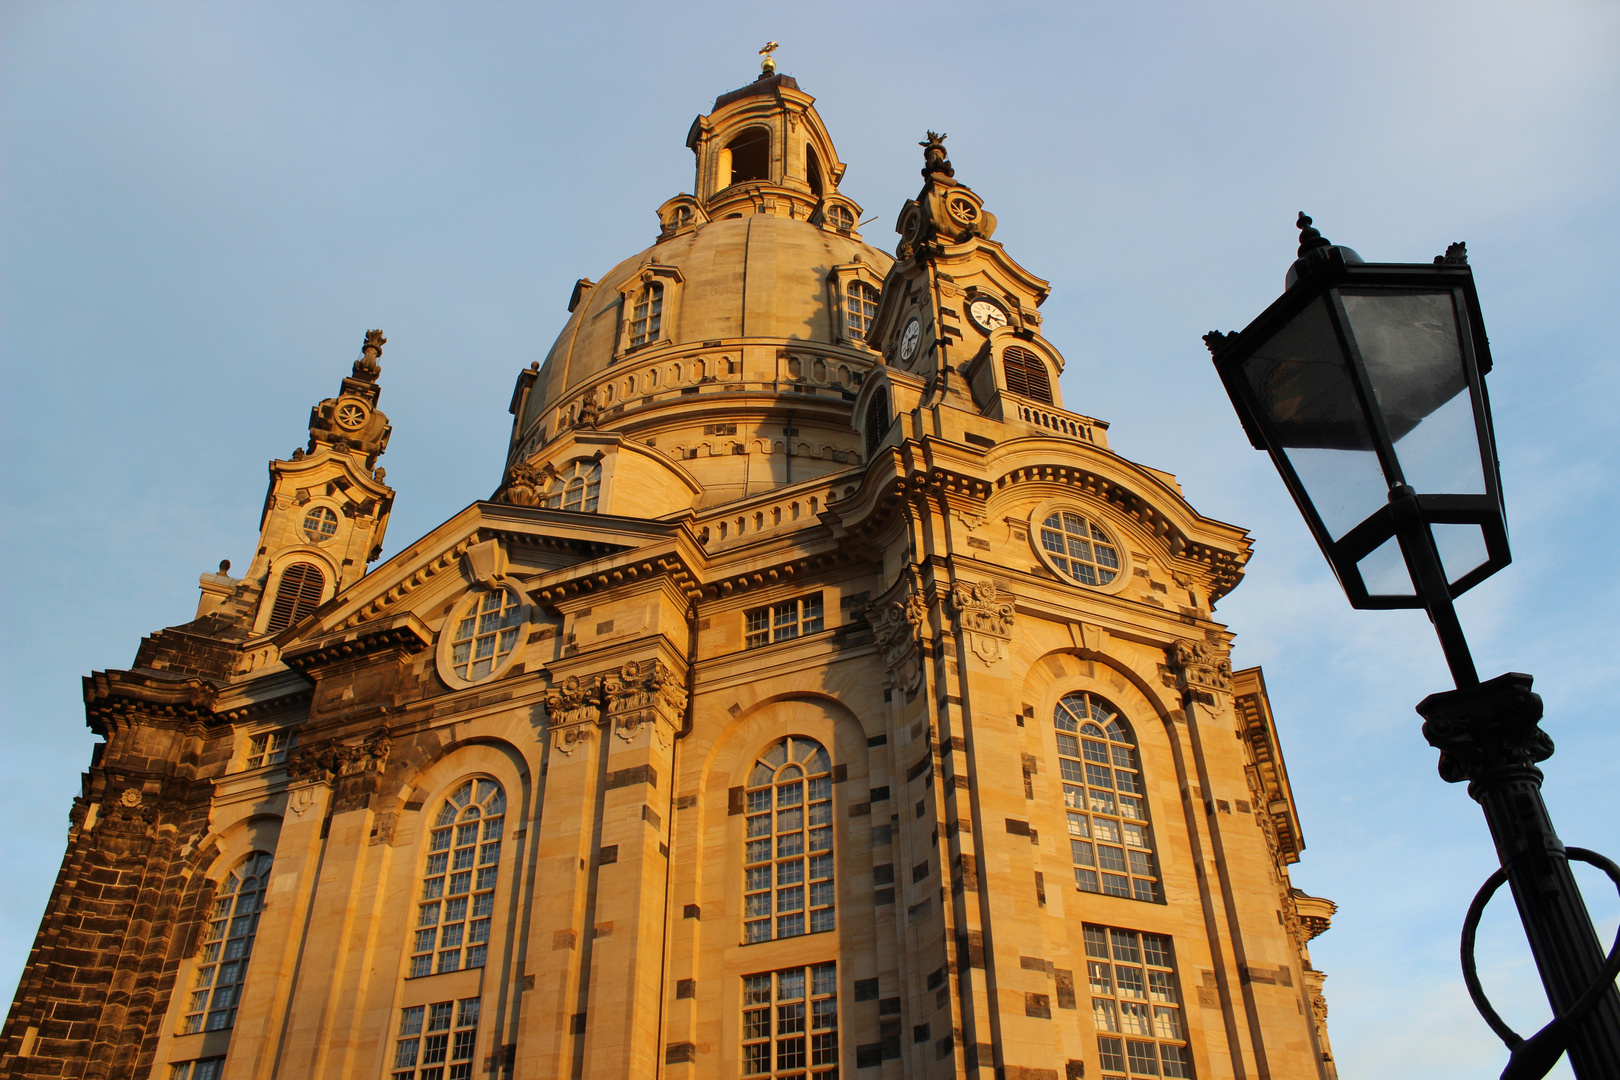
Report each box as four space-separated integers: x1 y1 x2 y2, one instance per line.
743 737 835 943
864 388 890 461
411 778 506 978
1054 694 1160 901
844 281 878 339
544 460 601 512
1003 346 1053 404
806 144 824 197
727 127 771 185
182 852 273 1033
630 282 663 348
266 562 324 632
825 204 855 232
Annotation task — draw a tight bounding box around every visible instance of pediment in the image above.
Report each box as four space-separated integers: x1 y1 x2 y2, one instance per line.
284 501 687 643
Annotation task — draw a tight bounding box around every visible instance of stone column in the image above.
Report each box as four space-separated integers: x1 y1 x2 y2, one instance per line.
515 673 605 1080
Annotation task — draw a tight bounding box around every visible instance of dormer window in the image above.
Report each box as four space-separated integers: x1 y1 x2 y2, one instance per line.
614 266 683 358
826 204 854 232
826 262 883 347
630 283 663 348
844 281 878 338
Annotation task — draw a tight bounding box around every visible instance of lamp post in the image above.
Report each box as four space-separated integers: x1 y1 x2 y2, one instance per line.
1204 215 1620 1080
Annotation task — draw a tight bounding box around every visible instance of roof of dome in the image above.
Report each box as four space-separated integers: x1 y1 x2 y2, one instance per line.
527 214 894 418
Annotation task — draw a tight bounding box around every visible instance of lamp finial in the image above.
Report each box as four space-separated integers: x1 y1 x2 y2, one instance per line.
759 42 779 78
1435 241 1468 266
1296 212 1332 258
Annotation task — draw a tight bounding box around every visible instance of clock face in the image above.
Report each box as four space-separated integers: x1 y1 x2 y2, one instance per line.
898 318 921 362
968 299 1008 332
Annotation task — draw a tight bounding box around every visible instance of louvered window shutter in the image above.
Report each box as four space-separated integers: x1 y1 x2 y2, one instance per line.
1002 347 1053 405
266 563 325 632
865 388 890 460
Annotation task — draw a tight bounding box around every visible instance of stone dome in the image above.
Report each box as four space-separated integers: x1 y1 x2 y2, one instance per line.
500 74 901 516
524 215 894 420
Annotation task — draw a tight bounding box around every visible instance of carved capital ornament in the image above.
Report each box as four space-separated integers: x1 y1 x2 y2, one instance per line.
949 579 1014 666
1168 638 1233 693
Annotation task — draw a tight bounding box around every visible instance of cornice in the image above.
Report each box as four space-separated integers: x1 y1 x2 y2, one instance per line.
212 685 314 724
982 457 1250 601
329 503 662 632
281 614 433 673
84 670 218 728
927 236 1052 305
530 553 702 607
1232 667 1304 864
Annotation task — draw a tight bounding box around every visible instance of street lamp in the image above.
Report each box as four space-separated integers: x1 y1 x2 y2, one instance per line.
1205 215 1620 1080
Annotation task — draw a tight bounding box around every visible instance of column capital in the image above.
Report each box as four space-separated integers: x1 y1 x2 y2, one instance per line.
1167 638 1233 694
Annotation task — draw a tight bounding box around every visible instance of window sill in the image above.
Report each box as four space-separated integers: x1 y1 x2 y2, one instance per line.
739 925 838 947
405 961 488 981
1073 885 1166 906
740 626 836 656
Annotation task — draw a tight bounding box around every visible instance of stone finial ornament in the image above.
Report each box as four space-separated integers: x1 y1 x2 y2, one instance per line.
353 329 385 381
575 388 600 430
499 459 547 507
920 131 954 179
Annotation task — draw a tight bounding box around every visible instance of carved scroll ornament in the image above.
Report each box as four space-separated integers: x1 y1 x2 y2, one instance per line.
865 582 927 695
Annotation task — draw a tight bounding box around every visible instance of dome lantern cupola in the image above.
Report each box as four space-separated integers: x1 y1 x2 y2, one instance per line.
684 66 857 229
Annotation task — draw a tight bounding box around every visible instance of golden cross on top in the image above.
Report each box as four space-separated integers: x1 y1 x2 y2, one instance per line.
759 41 779 76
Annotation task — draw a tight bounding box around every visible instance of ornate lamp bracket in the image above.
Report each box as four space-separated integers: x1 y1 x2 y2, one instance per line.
1417 672 1552 791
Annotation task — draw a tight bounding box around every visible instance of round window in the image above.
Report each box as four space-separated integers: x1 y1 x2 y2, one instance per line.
445 589 525 684
335 399 369 430
302 506 339 543
1036 509 1122 586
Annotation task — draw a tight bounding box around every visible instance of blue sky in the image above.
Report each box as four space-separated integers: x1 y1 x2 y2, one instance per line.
3 3 1617 1075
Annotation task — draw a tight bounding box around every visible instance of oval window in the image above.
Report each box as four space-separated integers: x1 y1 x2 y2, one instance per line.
441 588 526 685
1036 509 1122 586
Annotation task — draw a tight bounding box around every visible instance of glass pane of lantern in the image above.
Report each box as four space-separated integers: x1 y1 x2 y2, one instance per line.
1432 523 1491 587
1356 534 1416 599
1339 289 1485 495
1241 296 1390 539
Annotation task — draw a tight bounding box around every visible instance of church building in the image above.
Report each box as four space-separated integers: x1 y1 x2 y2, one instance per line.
3 60 1339 1080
